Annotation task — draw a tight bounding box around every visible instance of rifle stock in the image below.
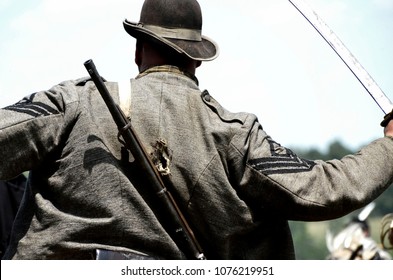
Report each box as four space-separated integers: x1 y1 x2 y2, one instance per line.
84 59 205 260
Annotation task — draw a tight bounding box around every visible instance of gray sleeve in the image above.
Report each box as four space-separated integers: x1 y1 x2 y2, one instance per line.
0 80 80 179
230 115 393 221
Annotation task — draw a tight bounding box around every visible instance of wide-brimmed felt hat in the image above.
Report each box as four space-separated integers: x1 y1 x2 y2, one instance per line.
123 0 219 61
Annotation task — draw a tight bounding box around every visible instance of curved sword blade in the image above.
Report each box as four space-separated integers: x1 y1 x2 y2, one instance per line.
288 0 393 114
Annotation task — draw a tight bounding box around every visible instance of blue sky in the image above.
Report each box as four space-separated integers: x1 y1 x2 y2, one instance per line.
1 0 392 152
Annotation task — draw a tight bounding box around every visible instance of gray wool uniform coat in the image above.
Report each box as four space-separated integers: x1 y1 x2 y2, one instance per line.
1 67 393 259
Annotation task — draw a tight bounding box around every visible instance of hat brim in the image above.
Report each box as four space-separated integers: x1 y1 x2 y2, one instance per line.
123 19 219 61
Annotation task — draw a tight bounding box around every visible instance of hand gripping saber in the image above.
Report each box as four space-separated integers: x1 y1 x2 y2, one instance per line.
288 0 393 126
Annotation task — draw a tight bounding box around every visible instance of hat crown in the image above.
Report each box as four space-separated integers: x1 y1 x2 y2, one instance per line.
140 0 202 31
123 0 218 61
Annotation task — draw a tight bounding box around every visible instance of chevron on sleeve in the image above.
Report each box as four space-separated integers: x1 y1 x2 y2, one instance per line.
3 93 60 117
248 137 316 175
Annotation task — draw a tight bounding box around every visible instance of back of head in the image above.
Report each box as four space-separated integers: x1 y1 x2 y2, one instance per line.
135 38 201 74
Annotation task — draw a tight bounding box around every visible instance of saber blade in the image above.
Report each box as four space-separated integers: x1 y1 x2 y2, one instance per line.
288 0 393 114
